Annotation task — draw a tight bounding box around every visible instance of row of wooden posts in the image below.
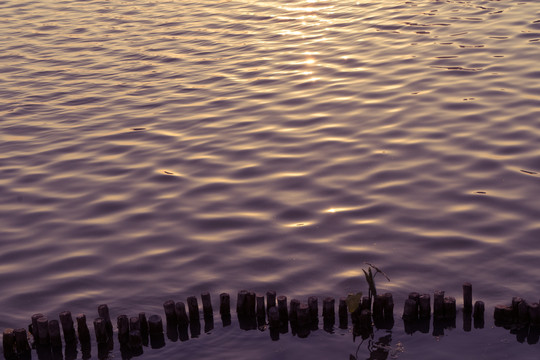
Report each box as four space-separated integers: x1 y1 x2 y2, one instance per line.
4 282 540 359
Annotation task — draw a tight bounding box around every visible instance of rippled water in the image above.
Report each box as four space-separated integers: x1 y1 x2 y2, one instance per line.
1 0 540 358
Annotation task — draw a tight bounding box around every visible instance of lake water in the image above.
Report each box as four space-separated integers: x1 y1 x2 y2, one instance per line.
1 0 540 358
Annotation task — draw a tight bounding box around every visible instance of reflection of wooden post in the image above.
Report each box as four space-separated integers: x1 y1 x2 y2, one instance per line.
49 319 62 348
463 283 472 313
268 307 280 328
59 311 76 343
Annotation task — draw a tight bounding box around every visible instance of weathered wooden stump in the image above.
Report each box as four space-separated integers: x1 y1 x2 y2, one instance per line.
175 302 189 326
246 291 256 318
277 295 288 325
31 313 44 341
383 293 394 319
360 296 371 312
236 290 248 317
163 300 176 323
59 311 76 343
338 298 348 329
3 328 16 359
444 297 456 319
76 313 91 343
220 293 230 316
494 305 513 324
473 301 485 319
256 294 266 322
94 317 108 344
433 291 445 319
289 299 300 324
358 309 372 335
117 315 129 344
518 299 530 324
48 319 62 348
322 297 335 322
148 315 163 335
402 298 418 321
97 304 113 335
36 316 49 345
202 292 213 318
372 295 384 319
129 329 142 349
266 291 277 314
463 283 472 313
139 312 149 336
187 296 200 322
268 307 280 329
417 294 430 319
308 296 318 327
528 303 540 326
14 328 31 355
297 303 310 338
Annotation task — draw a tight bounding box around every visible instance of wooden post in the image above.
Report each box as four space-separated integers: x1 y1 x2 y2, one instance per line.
48 319 62 348
358 309 372 334
383 293 394 318
97 304 113 335
360 296 371 311
14 328 31 354
322 297 335 322
528 303 540 326
236 290 248 317
256 294 266 321
402 299 418 321
220 293 230 316
512 297 522 320
518 299 530 324
117 315 129 344
444 297 456 319
94 317 108 344
473 301 485 319
308 296 318 326
338 298 348 329
163 300 176 323
246 291 256 318
462 283 472 313
59 311 76 343
3 328 16 359
76 314 91 343
201 292 213 318
297 303 310 337
289 299 300 324
130 316 140 331
139 312 149 336
148 315 163 335
31 313 44 341
494 305 513 324
433 291 445 319
268 307 280 328
175 302 189 326
187 296 200 322
372 295 384 318
266 291 277 314
419 294 431 319
277 296 288 325
37 316 50 345
129 330 142 350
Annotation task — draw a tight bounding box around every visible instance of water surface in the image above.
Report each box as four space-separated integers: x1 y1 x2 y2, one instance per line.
1 0 540 358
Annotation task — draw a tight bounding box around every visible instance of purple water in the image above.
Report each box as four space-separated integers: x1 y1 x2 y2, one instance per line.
1 0 540 358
